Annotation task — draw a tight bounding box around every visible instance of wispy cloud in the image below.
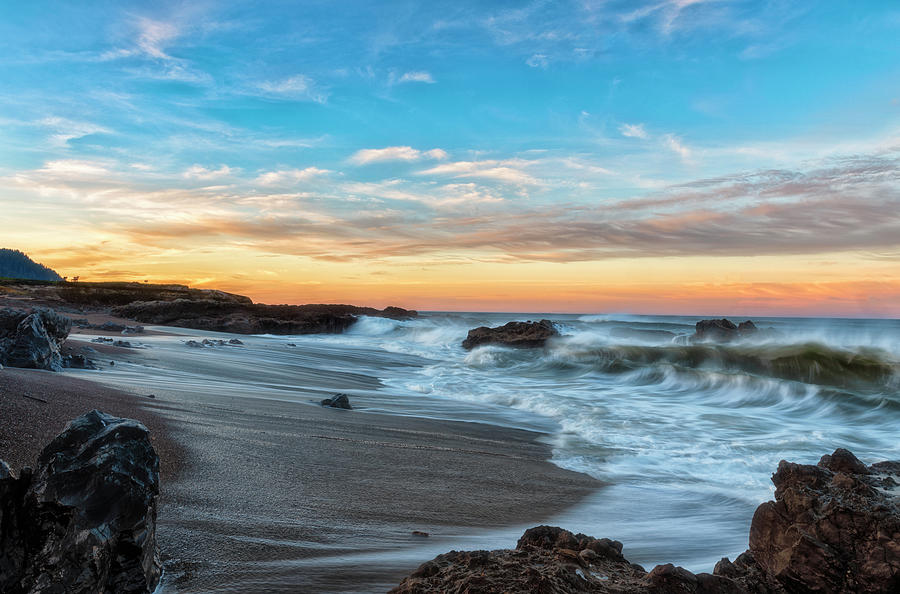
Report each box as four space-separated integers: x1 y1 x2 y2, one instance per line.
526 53 549 68
662 134 693 163
619 123 648 139
136 17 179 59
254 167 331 186
397 70 435 84
183 165 236 180
38 117 112 147
350 146 448 165
256 75 328 103
417 159 541 186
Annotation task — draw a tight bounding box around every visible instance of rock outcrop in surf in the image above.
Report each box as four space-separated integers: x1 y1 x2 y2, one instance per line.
692 318 759 342
0 307 71 371
462 319 558 350
391 448 900 593
0 410 161 594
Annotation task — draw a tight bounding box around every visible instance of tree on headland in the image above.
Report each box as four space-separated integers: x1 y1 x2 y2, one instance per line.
0 249 63 281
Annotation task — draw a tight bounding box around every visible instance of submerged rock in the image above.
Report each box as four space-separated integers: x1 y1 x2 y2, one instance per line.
0 410 161 593
609 327 676 343
62 353 96 369
321 393 353 409
462 319 558 350
392 449 900 593
0 307 72 371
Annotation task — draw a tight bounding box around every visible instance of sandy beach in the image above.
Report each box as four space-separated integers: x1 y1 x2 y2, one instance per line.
1 326 599 593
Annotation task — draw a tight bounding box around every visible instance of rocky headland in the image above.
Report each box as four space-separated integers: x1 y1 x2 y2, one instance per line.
113 299 416 334
0 410 161 594
0 279 416 338
392 448 900 593
462 319 559 350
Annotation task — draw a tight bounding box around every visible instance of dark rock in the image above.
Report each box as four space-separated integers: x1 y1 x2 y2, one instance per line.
121 325 144 335
462 319 558 350
184 340 203 348
0 307 72 371
0 410 161 593
228 338 243 345
694 318 738 341
321 393 352 409
91 337 114 343
411 531 429 537
63 354 96 369
693 319 759 343
112 340 134 348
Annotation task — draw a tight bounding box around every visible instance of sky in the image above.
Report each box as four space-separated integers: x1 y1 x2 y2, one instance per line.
1 0 899 316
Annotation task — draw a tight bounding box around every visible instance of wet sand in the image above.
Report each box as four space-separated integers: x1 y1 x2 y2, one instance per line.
0 368 181 479
2 330 600 592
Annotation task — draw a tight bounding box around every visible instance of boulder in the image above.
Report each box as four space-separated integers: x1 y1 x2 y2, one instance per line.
0 307 72 371
321 393 353 409
0 410 161 593
462 319 558 350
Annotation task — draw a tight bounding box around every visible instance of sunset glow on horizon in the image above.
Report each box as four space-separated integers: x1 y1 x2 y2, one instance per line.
2 1 899 317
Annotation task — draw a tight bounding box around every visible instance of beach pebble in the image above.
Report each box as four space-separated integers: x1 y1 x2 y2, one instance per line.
412 531 429 537
320 393 352 409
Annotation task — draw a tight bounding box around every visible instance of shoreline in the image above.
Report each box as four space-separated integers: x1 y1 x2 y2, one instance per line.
1 324 601 592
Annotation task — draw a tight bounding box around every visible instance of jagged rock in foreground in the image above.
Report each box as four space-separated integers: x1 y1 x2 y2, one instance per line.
0 410 161 594
462 319 559 350
0 307 72 371
391 449 900 593
112 299 417 335
738 448 900 593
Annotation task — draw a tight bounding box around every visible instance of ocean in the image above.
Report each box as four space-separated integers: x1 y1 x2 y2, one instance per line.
84 312 900 577
304 312 900 568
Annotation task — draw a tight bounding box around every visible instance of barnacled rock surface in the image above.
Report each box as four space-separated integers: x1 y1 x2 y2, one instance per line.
0 307 72 371
392 449 900 593
462 319 558 350
0 410 161 594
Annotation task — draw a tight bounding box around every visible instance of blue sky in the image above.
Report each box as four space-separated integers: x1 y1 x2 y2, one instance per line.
1 1 899 313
